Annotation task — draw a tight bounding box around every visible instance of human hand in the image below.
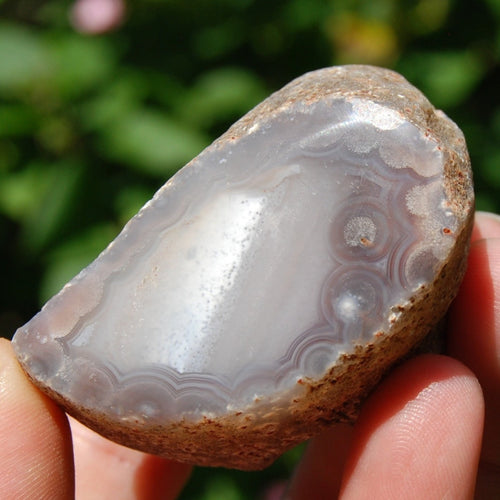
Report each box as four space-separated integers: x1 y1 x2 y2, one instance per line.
1 212 498 499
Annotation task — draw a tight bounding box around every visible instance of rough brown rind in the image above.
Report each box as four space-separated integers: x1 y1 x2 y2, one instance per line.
21 65 474 470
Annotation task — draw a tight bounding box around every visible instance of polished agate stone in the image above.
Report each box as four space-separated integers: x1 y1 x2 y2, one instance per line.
12 65 474 470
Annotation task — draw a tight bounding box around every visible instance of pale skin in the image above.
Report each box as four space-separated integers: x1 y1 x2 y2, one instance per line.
1 211 499 499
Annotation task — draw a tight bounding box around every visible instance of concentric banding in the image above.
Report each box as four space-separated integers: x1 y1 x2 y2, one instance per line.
321 266 390 341
12 79 464 424
330 197 394 264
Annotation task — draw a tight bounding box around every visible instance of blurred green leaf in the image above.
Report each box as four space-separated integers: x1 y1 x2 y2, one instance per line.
79 73 149 130
490 105 500 139
283 0 330 31
37 115 76 154
200 475 242 500
482 148 500 186
475 192 498 212
408 0 450 34
177 68 267 128
398 51 485 108
485 0 500 18
20 161 85 253
0 162 53 221
46 34 117 99
0 23 52 92
193 20 245 60
0 103 38 137
0 140 19 171
99 108 209 175
280 442 306 469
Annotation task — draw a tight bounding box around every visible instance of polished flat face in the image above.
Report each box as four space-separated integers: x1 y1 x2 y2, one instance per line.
12 97 457 423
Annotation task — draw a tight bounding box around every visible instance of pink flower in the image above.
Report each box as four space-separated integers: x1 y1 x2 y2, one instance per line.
70 0 125 34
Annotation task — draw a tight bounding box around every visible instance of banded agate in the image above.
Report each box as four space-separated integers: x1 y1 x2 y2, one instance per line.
12 65 474 470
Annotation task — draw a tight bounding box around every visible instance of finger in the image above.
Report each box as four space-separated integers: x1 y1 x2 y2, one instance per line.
471 211 500 242
448 211 500 496
0 338 74 500
287 424 354 499
71 417 191 500
339 355 483 500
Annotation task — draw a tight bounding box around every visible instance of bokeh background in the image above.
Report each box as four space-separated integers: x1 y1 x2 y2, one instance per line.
1 0 499 497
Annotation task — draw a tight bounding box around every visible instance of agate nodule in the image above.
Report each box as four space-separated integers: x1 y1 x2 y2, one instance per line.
12 65 474 470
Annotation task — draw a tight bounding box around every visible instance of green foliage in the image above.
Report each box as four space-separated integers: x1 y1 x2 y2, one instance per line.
0 23 52 91
1 0 499 496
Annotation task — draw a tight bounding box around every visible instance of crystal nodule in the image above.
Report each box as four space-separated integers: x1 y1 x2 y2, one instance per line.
12 65 474 470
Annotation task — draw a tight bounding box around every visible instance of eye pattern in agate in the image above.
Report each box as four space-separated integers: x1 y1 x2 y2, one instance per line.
13 97 458 423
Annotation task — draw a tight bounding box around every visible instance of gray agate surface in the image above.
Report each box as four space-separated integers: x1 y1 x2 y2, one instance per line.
12 65 473 469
